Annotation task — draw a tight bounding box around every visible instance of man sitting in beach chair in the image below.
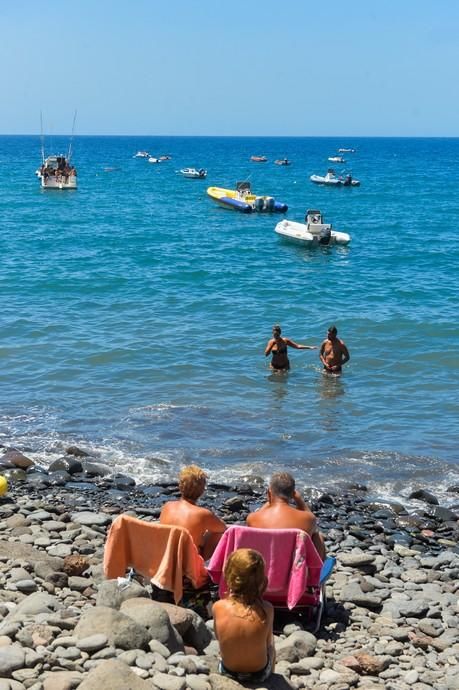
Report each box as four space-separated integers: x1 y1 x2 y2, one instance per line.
103 514 209 605
160 465 227 559
246 472 326 560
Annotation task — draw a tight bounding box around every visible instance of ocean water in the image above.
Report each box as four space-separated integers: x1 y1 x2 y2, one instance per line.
0 135 458 504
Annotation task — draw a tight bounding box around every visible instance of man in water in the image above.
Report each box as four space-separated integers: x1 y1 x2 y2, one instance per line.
160 465 226 559
319 325 350 374
246 472 325 560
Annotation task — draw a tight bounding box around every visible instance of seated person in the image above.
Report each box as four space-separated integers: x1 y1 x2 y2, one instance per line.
160 465 226 560
213 548 275 683
246 472 326 560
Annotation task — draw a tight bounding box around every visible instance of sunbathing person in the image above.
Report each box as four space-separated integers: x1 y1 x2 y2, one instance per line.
160 465 226 559
213 548 275 683
246 472 326 560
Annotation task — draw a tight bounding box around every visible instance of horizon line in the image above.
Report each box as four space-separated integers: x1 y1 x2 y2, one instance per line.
1 133 459 139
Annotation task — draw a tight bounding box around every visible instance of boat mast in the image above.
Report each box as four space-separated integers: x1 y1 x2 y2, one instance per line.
40 111 45 164
67 109 77 163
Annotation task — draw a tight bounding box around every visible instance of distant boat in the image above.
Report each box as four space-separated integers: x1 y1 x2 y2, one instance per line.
274 158 291 166
180 167 207 179
158 155 171 161
275 210 351 247
310 169 360 187
207 181 288 213
250 155 268 162
133 151 150 158
148 157 162 164
36 112 77 190
328 156 346 163
338 148 356 153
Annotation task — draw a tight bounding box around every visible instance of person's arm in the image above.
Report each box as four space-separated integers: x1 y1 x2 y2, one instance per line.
265 339 275 356
265 603 276 668
340 341 350 365
319 340 330 369
285 338 317 351
201 512 227 559
293 489 310 511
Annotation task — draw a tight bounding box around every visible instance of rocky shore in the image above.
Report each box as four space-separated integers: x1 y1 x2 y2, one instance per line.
0 446 458 690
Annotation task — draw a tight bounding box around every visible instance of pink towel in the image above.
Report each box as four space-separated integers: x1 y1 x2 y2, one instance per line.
207 525 323 609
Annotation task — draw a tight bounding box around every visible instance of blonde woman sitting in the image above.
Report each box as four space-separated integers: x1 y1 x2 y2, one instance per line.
213 549 275 683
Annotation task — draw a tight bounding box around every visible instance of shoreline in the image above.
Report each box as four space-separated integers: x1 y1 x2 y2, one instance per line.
0 445 458 689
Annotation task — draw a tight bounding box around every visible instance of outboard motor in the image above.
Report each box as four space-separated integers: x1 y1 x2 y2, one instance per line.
319 228 332 245
255 197 265 212
264 197 275 212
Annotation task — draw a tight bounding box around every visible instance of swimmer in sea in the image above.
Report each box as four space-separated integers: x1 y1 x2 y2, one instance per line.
319 325 350 374
265 324 317 371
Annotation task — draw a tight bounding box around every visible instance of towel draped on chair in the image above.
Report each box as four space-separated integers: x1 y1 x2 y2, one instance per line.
103 514 208 604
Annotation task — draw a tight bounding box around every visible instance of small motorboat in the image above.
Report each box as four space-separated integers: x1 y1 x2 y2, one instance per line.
310 169 360 187
158 155 171 161
328 155 346 163
275 210 351 247
250 155 267 162
148 157 162 164
338 148 356 153
134 151 150 158
36 155 77 190
207 181 288 213
180 167 207 179
274 158 291 166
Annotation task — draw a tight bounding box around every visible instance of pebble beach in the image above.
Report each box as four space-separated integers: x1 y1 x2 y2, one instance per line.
0 446 458 690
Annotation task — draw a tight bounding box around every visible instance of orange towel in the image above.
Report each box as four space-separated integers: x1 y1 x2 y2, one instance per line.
103 515 208 604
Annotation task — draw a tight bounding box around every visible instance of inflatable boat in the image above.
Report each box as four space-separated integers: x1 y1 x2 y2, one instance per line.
275 210 351 247
207 182 288 214
310 169 360 187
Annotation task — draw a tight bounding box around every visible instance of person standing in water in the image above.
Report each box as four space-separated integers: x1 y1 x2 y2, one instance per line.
319 325 350 374
265 324 317 371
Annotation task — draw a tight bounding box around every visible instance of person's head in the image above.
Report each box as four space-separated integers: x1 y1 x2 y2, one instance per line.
224 548 267 605
178 465 207 501
272 324 282 338
327 325 338 341
269 472 295 501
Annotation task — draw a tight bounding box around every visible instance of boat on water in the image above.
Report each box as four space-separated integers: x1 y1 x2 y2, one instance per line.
180 167 207 179
133 151 150 158
310 169 360 187
274 158 291 166
36 154 77 190
207 181 288 214
328 155 346 163
338 148 356 153
275 210 351 247
250 155 267 162
148 157 162 164
159 155 171 161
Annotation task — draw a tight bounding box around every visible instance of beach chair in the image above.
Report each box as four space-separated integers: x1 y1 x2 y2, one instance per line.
103 514 208 604
207 525 335 632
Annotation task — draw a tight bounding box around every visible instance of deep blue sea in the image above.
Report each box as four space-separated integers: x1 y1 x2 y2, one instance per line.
1 135 458 504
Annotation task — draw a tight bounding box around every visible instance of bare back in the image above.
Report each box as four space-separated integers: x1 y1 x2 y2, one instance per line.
213 598 274 673
247 502 317 535
160 499 225 557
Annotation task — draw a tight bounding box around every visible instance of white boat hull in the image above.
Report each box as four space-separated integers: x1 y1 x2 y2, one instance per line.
275 219 350 246
38 174 77 189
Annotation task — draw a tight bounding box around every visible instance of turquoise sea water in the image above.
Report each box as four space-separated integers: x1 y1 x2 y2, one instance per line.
1 135 458 502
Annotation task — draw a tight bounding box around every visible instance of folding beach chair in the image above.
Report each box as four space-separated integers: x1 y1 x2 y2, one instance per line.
103 514 209 604
207 525 335 632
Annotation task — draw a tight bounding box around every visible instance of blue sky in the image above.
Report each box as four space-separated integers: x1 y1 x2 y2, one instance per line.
1 0 458 136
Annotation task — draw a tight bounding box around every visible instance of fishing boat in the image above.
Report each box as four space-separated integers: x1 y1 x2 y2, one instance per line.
36 112 78 190
275 210 351 247
310 169 360 187
328 155 346 163
180 168 207 179
133 151 150 158
207 181 288 213
274 158 291 166
250 155 267 162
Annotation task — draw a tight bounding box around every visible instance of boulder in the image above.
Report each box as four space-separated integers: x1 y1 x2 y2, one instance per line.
74 606 150 651
96 579 150 609
1 449 34 470
77 659 155 690
0 644 25 677
275 630 317 662
42 671 83 690
152 673 186 690
63 555 90 576
152 602 194 635
48 457 83 475
408 489 439 505
120 598 183 653
208 674 246 690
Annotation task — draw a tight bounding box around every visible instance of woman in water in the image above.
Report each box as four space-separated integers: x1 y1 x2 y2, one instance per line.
265 324 317 371
213 549 275 683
